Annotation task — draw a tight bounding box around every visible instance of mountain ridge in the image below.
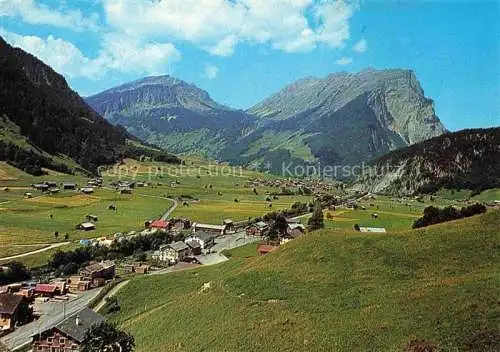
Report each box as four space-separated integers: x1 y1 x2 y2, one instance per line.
353 127 500 195
0 36 180 175
87 68 447 173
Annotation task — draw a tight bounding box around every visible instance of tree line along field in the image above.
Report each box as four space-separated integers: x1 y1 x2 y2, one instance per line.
107 210 500 352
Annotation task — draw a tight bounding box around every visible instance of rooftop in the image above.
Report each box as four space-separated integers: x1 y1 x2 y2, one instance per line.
0 294 23 315
55 307 104 343
193 223 226 230
169 241 189 251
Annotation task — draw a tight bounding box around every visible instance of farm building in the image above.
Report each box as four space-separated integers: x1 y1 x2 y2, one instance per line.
246 221 269 236
77 222 96 231
184 232 215 250
79 261 115 282
192 223 226 236
359 227 386 233
0 294 28 331
152 242 190 264
34 284 59 297
49 188 60 194
149 219 169 230
62 183 76 190
44 181 58 188
31 307 104 352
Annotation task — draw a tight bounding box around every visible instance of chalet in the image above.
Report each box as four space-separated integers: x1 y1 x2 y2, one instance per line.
0 294 27 331
153 241 190 264
34 284 59 297
79 261 115 282
359 227 386 233
62 183 76 190
185 240 202 255
81 187 94 194
257 244 278 256
246 221 269 236
77 222 96 231
192 223 226 236
31 307 104 352
184 232 215 250
149 219 169 230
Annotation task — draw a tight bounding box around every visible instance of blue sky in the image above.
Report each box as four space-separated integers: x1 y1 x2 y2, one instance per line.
0 0 498 131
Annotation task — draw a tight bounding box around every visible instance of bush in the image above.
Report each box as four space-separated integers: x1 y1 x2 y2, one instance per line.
413 203 487 228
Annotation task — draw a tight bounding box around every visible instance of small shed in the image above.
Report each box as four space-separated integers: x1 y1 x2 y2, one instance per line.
77 222 96 231
85 214 98 222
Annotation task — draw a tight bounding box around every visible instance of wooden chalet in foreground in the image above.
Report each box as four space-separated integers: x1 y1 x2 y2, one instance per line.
31 307 104 352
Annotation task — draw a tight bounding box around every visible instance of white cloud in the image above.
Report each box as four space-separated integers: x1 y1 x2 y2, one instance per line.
0 29 180 79
353 38 367 53
0 0 100 31
335 56 352 65
102 0 358 56
205 64 219 79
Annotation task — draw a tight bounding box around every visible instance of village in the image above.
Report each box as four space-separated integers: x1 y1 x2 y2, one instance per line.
0 174 322 351
2 172 497 352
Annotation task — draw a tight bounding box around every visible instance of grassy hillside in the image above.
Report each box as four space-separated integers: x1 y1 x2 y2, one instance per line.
110 210 500 351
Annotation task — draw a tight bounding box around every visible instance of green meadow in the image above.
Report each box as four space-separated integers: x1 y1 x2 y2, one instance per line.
109 210 500 352
0 158 314 265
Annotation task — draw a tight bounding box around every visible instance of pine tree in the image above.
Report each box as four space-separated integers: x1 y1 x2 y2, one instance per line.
307 201 324 232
